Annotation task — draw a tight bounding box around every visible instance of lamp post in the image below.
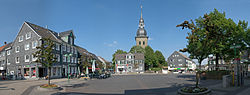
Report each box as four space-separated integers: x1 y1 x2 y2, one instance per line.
230 43 241 86
64 53 72 83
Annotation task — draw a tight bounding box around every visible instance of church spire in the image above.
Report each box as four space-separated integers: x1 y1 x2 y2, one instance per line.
140 5 143 19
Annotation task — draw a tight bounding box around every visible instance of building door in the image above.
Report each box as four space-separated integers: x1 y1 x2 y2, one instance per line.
38 68 45 77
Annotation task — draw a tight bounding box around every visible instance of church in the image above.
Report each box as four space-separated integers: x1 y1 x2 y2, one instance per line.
114 6 148 74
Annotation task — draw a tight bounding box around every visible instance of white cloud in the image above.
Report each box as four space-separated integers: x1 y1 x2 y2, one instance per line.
104 41 118 47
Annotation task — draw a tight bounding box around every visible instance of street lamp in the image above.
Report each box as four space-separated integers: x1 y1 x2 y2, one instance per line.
64 53 72 83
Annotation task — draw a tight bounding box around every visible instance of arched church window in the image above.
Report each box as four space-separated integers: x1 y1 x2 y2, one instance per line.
143 41 145 45
139 41 141 45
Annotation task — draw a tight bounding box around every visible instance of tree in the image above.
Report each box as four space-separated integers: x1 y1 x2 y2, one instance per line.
155 50 166 66
177 19 211 88
129 46 145 53
144 46 158 69
33 38 57 85
78 55 92 74
195 9 246 70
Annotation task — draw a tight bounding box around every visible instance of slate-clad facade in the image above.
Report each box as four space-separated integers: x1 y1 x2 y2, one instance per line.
4 22 80 79
115 53 145 74
167 51 196 72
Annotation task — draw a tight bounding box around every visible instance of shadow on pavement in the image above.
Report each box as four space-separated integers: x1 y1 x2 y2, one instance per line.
51 83 193 95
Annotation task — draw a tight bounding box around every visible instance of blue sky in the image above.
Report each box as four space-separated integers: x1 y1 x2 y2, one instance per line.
0 0 249 64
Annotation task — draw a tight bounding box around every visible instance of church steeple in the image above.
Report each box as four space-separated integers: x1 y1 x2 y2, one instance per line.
135 4 148 48
139 5 145 29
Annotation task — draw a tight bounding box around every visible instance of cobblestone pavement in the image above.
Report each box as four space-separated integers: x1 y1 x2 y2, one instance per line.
0 78 70 95
54 74 199 95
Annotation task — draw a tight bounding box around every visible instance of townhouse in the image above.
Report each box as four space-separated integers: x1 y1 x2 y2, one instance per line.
115 53 145 74
167 51 196 72
4 21 80 79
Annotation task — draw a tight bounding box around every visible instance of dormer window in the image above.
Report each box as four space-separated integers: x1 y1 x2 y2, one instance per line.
19 36 23 42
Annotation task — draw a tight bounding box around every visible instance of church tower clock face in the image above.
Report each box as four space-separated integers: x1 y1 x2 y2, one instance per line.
135 5 148 48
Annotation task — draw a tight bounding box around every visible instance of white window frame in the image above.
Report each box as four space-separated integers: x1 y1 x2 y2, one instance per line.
75 58 77 63
32 55 37 61
71 57 74 63
16 46 20 53
57 54 60 62
19 36 23 42
32 40 38 49
26 32 31 39
7 59 9 63
25 43 30 50
67 46 70 52
71 47 73 53
16 57 20 63
74 48 77 54
7 50 10 55
63 56 66 62
56 44 60 51
63 45 66 51
25 55 30 62
68 56 71 62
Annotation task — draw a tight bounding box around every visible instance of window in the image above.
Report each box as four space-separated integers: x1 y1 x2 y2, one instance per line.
26 32 31 39
19 36 23 42
25 55 30 62
16 46 20 53
71 47 73 53
57 54 60 62
63 56 66 62
32 55 37 61
68 57 71 62
74 48 77 54
71 57 74 63
67 46 70 52
25 44 30 50
16 57 20 63
56 44 60 51
143 41 145 45
178 59 182 62
75 58 77 63
62 45 66 51
7 59 9 63
7 50 10 55
139 41 141 45
32 41 38 49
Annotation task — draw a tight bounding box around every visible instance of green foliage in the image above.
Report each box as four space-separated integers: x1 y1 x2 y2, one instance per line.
151 67 162 71
33 38 57 85
129 45 145 53
144 46 158 69
155 50 166 66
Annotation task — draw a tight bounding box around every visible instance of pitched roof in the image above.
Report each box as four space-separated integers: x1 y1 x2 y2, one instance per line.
0 42 12 52
0 44 8 52
98 56 109 63
59 30 75 38
175 51 195 63
115 54 126 60
115 53 144 60
75 45 100 61
25 21 61 42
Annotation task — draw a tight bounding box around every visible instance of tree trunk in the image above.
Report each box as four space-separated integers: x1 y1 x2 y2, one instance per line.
215 53 219 71
48 67 51 85
196 60 202 88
